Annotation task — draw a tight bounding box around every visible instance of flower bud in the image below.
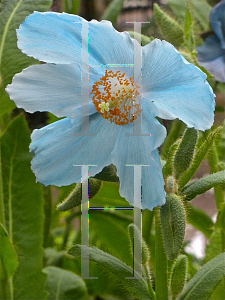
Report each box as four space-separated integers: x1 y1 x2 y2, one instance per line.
57 178 101 211
170 254 187 297
160 193 186 260
173 128 198 175
165 176 177 193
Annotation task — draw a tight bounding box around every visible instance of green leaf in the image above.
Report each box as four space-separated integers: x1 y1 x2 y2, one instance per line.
90 211 132 266
179 50 194 63
209 279 225 300
101 0 125 26
183 1 195 52
1 116 47 300
216 119 225 162
55 184 76 205
167 0 189 24
204 230 222 263
44 248 65 267
127 223 154 298
178 253 225 300
167 0 211 31
127 224 154 299
160 193 186 260
161 119 184 159
207 142 224 209
190 0 211 31
91 181 130 208
43 186 52 248
185 203 213 239
142 210 154 246
43 266 88 300
215 202 225 230
128 31 154 46
153 3 184 47
0 224 18 281
181 171 225 201
0 0 51 115
68 245 153 300
178 127 222 188
63 0 80 15
170 255 187 297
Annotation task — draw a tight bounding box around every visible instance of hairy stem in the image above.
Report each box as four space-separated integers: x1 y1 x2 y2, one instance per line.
155 207 168 300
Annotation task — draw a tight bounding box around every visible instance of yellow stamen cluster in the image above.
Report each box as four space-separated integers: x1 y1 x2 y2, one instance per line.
91 70 141 125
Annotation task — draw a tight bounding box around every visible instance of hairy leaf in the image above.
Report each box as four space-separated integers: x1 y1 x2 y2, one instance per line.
68 245 153 300
178 253 225 300
0 224 18 281
185 203 213 238
181 170 225 201
128 31 154 46
153 3 184 47
43 266 88 300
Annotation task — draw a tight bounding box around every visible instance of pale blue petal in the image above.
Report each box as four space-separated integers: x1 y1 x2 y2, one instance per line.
141 101 167 149
17 11 134 65
30 114 118 186
196 2 225 83
111 109 166 210
196 35 225 62
209 0 225 48
142 39 215 131
6 63 100 118
198 55 225 83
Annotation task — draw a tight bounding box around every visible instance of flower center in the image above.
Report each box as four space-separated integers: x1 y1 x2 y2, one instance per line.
91 70 141 125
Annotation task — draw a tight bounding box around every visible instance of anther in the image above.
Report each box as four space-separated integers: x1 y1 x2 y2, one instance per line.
91 70 141 125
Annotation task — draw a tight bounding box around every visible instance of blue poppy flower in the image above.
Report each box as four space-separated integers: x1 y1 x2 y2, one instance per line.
6 12 215 210
196 0 225 82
